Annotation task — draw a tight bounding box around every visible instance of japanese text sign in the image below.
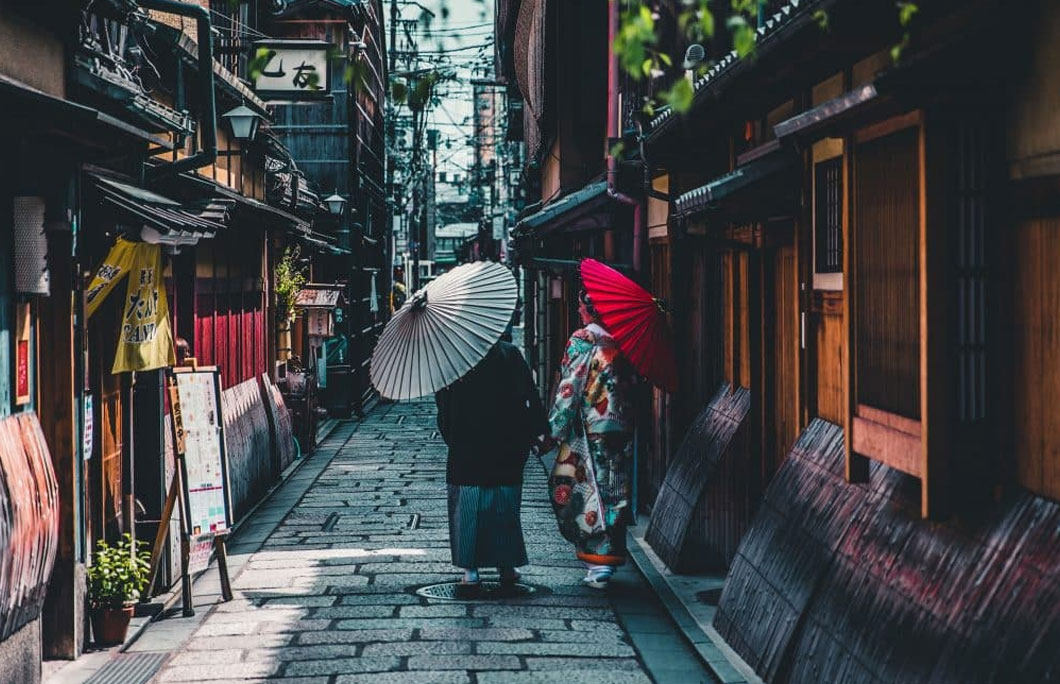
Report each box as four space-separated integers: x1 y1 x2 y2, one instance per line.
253 41 331 97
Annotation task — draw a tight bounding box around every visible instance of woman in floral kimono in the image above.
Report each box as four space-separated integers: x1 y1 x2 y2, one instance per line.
547 289 635 589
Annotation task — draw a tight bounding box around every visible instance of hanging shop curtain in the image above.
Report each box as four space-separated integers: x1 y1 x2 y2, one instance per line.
85 238 176 373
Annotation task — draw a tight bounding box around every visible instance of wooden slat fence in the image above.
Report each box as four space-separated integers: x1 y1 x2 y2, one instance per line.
645 383 752 572
221 377 273 522
0 413 59 643
716 417 1060 683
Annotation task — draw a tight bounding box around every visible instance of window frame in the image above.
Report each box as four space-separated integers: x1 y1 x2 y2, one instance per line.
844 109 947 518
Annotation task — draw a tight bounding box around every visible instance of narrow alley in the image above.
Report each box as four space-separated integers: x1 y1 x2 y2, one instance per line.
126 400 715 684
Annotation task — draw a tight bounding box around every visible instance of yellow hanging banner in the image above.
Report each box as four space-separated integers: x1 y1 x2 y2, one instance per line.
112 243 175 374
85 238 139 319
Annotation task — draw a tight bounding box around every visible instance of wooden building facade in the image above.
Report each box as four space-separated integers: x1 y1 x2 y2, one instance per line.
261 0 390 416
500 0 1060 679
0 2 377 680
641 0 1060 680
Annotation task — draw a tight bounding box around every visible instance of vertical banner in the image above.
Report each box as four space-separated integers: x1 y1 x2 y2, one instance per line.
113 244 175 373
85 238 139 318
14 303 31 405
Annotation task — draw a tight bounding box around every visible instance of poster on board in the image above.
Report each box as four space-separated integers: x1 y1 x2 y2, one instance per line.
169 367 231 573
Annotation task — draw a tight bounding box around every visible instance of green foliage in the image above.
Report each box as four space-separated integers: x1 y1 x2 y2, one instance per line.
898 2 919 26
275 246 307 325
892 2 919 62
248 47 276 83
615 4 658 80
406 71 442 111
727 15 756 57
813 9 830 31
87 534 151 609
345 60 369 96
614 0 917 121
660 77 694 112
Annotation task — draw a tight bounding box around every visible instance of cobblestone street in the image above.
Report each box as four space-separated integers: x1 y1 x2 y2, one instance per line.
137 399 715 684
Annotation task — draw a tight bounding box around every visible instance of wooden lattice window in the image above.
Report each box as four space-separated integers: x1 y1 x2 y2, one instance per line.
854 127 920 420
815 157 843 274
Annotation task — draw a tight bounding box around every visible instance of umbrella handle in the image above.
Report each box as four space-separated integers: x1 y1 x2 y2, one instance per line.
411 291 428 310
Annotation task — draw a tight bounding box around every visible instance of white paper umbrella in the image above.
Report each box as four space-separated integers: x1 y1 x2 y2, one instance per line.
370 261 518 400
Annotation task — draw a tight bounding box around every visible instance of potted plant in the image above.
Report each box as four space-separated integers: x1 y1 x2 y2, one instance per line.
275 245 307 360
87 533 151 646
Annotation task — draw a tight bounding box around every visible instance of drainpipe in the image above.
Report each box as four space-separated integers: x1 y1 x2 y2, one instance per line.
141 0 218 181
607 0 645 274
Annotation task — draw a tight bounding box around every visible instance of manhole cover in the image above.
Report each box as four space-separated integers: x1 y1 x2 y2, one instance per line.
416 581 536 601
696 588 723 606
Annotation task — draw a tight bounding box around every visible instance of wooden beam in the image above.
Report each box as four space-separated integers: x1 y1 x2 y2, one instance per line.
843 134 869 482
39 226 81 659
852 416 923 478
920 111 952 519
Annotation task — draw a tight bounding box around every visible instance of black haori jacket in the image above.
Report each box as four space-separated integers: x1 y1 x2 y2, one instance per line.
435 341 547 487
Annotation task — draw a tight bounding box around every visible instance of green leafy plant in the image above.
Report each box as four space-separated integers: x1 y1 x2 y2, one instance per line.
615 0 918 118
275 246 307 325
87 534 151 609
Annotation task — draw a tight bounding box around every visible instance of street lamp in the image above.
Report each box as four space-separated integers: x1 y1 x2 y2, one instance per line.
324 191 348 216
222 105 263 142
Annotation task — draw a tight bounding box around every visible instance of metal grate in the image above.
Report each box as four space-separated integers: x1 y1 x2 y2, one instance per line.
84 653 167 684
416 581 536 601
13 196 50 295
814 157 843 275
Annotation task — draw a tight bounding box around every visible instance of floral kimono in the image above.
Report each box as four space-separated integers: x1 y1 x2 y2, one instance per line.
548 324 634 565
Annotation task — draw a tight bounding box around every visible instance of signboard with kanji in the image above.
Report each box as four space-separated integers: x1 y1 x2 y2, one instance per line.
252 41 331 98
168 367 231 573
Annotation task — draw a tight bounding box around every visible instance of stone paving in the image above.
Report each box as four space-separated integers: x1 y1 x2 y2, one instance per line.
147 399 715 684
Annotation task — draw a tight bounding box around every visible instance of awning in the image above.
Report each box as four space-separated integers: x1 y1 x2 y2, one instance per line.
89 175 230 245
774 83 879 141
299 231 351 256
674 151 798 219
295 285 344 309
153 170 312 235
0 73 171 152
513 181 610 236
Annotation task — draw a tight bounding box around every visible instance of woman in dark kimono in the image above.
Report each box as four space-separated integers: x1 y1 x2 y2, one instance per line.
435 334 547 586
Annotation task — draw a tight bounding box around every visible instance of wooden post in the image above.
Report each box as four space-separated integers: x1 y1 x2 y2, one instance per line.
176 457 195 617
214 534 234 602
920 112 951 519
39 208 81 659
843 133 870 483
144 476 180 599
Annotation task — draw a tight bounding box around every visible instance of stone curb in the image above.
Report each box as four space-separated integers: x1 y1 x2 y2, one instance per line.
626 531 763 684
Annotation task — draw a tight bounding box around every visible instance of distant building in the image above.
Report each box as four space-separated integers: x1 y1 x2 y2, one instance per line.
434 222 481 268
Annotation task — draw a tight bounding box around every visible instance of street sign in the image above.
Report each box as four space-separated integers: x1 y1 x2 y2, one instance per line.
83 394 93 461
252 41 331 98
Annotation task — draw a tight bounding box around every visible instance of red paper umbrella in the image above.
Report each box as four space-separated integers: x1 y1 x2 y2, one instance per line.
580 258 678 392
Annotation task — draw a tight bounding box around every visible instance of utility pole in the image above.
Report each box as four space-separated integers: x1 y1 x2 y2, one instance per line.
389 0 397 72
387 0 398 280
410 98 424 290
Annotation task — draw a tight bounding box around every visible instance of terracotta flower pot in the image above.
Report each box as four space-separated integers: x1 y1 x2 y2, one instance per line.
91 604 135 646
